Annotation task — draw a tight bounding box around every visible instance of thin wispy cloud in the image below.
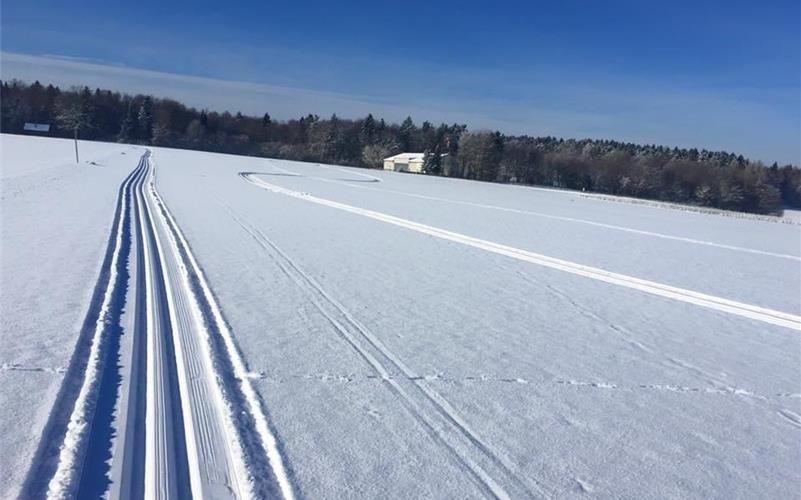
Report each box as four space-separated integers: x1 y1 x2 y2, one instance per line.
1 50 798 164
2 0 798 163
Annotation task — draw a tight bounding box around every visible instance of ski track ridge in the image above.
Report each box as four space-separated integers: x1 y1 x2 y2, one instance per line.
151 174 296 500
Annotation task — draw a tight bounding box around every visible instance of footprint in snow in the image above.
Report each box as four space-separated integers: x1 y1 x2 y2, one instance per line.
574 477 594 494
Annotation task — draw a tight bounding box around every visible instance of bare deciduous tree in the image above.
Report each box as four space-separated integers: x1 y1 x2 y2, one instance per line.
57 100 92 163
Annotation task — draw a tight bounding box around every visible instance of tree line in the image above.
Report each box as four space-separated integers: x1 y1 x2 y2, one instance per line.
2 79 799 215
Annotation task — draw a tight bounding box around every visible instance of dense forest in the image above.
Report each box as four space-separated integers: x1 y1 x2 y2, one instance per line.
2 79 799 215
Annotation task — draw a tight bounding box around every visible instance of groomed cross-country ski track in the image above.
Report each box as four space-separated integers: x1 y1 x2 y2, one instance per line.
20 151 294 500
239 172 800 331
4 138 799 500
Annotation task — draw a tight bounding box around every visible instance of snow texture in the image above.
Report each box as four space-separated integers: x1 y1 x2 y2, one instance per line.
2 135 800 499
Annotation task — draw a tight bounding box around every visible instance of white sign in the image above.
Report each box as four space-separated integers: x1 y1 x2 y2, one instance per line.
24 123 51 132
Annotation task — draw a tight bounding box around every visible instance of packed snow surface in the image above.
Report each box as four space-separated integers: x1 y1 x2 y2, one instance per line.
1 135 799 499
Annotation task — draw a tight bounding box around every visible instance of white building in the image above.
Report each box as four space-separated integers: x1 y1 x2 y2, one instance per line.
383 152 425 173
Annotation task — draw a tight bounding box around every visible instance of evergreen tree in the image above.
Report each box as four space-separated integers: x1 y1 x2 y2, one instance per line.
422 148 432 172
360 113 376 145
422 144 443 175
44 84 60 122
137 96 154 143
399 116 416 151
323 114 342 161
118 102 137 142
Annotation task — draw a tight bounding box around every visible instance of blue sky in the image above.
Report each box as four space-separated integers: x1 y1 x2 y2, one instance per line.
2 0 799 164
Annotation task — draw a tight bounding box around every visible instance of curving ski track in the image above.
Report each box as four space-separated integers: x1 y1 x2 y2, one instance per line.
239 172 801 332
25 152 294 499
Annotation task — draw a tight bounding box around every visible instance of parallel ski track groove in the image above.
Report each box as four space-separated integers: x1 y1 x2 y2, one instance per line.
239 173 801 332
21 154 143 500
144 156 259 499
308 173 801 262
137 155 193 498
223 204 549 499
251 164 799 260
27 152 297 499
116 159 148 500
149 168 296 500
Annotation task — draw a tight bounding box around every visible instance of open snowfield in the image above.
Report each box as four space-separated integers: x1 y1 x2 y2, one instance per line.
1 134 800 499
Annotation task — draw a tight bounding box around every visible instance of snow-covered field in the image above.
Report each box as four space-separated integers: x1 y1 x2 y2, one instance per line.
1 134 799 499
